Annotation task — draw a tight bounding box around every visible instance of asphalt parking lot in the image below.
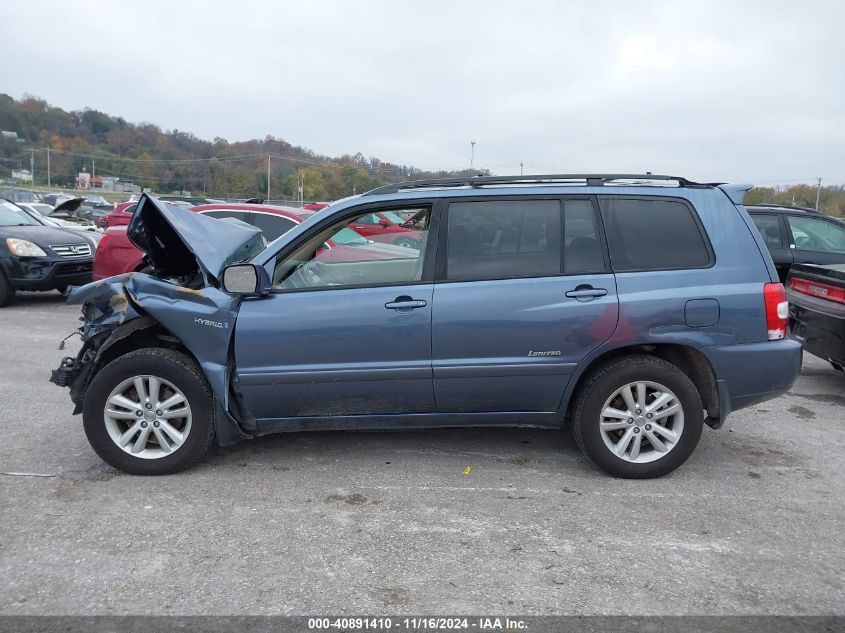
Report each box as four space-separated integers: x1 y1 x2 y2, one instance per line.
0 291 843 616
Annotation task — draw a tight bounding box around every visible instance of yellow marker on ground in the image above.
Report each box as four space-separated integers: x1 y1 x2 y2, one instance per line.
463 466 472 476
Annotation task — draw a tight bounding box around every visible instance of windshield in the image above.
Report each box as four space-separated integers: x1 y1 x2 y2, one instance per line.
331 227 369 246
0 200 42 226
27 203 54 216
22 208 62 227
381 211 404 224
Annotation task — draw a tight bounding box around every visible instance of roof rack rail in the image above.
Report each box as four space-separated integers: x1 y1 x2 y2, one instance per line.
746 202 820 214
363 173 709 196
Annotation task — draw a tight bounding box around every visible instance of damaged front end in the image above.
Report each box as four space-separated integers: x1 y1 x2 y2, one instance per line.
49 194 266 445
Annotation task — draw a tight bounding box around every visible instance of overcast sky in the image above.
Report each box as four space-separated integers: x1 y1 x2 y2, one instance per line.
4 0 844 184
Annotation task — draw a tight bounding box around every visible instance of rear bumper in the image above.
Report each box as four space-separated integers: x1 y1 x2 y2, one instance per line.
703 339 802 426
788 297 845 368
1 256 93 291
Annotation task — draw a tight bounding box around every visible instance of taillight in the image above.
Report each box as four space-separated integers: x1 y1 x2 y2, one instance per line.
789 276 845 304
764 282 788 340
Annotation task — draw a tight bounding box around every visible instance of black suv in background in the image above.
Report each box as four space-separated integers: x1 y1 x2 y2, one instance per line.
747 204 845 282
0 199 94 306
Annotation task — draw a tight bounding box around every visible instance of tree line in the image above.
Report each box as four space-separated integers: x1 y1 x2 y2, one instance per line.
745 183 844 218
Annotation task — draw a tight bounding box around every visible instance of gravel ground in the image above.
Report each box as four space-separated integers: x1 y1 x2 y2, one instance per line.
0 291 843 615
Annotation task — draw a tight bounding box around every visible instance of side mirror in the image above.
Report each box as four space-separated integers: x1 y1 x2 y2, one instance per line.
222 263 271 296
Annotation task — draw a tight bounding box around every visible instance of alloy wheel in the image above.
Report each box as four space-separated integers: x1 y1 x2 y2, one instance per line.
598 380 684 463
103 375 192 460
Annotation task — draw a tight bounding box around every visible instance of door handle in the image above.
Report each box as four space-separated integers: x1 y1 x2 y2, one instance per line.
565 285 608 301
385 297 427 310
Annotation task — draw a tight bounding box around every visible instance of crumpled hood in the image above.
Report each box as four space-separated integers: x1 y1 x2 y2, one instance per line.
127 194 264 284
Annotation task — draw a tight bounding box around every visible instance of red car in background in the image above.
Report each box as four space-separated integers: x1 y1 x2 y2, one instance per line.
348 209 425 249
101 201 138 228
93 203 309 279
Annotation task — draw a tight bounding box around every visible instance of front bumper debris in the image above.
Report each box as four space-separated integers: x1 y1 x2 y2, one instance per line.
50 356 81 387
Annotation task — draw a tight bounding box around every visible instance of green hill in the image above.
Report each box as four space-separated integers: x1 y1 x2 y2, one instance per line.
0 94 485 201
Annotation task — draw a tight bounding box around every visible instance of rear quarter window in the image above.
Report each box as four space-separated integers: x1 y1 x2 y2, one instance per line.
599 197 712 271
201 210 249 222
249 213 297 241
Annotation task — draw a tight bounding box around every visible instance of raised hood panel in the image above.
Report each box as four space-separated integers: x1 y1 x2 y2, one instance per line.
50 197 84 216
127 194 264 284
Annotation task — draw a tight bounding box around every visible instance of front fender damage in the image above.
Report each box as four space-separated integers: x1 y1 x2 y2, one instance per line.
52 272 254 446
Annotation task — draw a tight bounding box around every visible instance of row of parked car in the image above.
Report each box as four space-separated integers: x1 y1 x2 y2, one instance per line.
5 189 844 305
0 191 427 306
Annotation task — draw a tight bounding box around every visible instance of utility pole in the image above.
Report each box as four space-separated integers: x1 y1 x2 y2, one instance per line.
815 177 822 212
46 146 51 188
470 141 476 170
266 154 271 202
520 161 524 176
30 147 35 185
92 158 96 189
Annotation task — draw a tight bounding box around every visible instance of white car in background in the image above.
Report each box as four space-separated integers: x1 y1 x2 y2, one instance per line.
18 201 103 234
11 202 101 248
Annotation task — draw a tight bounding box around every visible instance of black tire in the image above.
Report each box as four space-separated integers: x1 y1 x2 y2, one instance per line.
82 348 215 475
572 355 704 478
0 271 15 307
55 285 68 296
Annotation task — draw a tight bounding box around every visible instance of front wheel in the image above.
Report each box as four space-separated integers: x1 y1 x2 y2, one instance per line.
82 348 215 475
572 355 703 478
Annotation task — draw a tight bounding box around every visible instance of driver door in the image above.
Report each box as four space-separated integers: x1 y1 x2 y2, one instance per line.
233 203 438 420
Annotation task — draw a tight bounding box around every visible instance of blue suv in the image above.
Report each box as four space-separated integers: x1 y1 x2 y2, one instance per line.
51 174 802 478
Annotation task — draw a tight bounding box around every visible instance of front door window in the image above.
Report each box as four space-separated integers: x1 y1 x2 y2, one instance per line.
787 216 845 254
273 208 431 290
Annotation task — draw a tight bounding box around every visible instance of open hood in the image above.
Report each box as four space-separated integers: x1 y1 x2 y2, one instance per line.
127 194 264 284
50 197 84 217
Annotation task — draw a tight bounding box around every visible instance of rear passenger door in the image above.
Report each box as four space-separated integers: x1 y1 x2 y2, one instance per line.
750 212 793 282
431 197 618 413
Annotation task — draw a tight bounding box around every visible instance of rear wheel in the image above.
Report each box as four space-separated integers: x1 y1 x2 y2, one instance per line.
0 271 15 307
82 348 215 475
572 355 703 478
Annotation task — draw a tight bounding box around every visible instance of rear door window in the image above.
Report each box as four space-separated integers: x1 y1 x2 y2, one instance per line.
446 200 562 280
599 197 712 271
563 200 605 274
750 214 784 248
